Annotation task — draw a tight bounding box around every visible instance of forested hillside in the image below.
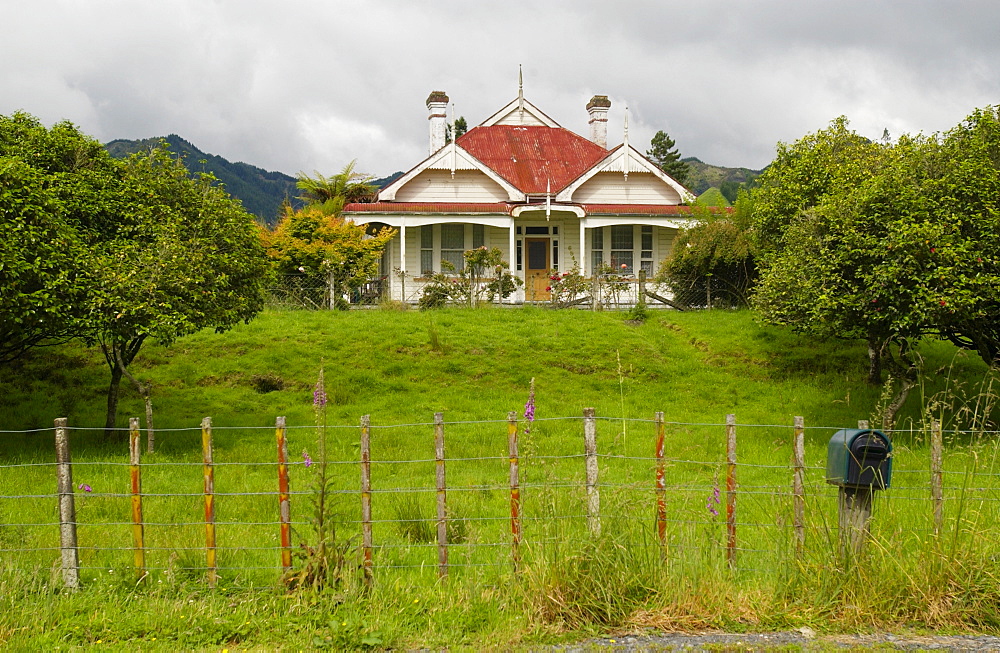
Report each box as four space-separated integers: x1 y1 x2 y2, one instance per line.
105 135 301 226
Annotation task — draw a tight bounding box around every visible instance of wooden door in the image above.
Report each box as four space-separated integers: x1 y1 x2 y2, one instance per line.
525 238 550 301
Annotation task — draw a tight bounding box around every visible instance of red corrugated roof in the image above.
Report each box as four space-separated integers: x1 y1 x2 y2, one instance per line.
343 202 510 214
456 125 608 194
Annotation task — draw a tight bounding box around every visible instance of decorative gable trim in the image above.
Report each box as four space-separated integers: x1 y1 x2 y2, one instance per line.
379 143 526 202
480 97 560 128
555 144 695 203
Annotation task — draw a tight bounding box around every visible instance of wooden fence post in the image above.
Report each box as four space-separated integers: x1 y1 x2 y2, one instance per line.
583 407 601 537
654 411 667 555
725 413 737 569
360 414 373 585
275 416 292 574
507 411 521 571
201 416 217 587
55 418 79 590
931 418 944 535
837 419 875 557
792 416 805 559
434 412 448 578
129 417 146 580
591 275 600 311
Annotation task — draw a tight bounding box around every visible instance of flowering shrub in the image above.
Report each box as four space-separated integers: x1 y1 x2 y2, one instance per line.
547 268 589 308
595 262 632 307
418 247 521 309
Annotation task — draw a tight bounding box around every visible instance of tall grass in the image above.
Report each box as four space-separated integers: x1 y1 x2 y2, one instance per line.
0 307 998 648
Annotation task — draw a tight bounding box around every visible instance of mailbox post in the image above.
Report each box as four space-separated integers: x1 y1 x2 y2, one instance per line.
826 428 892 555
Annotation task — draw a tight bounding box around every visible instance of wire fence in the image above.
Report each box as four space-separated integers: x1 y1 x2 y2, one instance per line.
267 274 387 310
2 411 999 590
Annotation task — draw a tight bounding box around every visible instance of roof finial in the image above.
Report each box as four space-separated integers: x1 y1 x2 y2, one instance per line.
623 106 630 181
450 102 457 178
518 64 524 117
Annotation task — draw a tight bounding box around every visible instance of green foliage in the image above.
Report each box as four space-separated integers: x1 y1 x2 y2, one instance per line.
418 247 520 309
446 116 468 144
295 160 377 214
657 199 757 308
718 180 741 204
265 205 394 310
1 114 270 434
750 110 1000 425
646 130 690 185
0 113 119 361
285 370 355 592
750 116 879 260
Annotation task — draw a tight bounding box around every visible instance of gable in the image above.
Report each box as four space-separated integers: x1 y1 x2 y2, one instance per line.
571 171 683 205
558 143 693 204
379 140 525 202
480 97 560 127
392 169 512 203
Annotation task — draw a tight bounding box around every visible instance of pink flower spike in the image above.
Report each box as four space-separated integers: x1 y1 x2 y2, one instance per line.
78 483 92 493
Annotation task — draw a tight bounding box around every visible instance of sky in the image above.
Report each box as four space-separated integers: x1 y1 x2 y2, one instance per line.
3 1 999 178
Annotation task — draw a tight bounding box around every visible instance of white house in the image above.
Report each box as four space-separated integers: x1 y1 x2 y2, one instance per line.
343 86 695 303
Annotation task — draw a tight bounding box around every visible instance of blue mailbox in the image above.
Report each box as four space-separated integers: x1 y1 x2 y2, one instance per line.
826 428 892 490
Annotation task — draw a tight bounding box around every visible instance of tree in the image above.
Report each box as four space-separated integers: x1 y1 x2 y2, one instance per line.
446 116 468 143
646 130 690 186
657 197 757 308
265 204 395 310
0 113 122 362
92 147 270 437
750 112 1000 427
295 160 377 214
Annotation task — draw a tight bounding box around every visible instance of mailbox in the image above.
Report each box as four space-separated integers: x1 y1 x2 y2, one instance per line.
826 429 892 489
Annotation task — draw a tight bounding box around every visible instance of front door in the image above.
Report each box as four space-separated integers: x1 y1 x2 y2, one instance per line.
525 238 550 301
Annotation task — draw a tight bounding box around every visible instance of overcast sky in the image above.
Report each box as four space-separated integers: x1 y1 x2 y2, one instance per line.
3 1 999 178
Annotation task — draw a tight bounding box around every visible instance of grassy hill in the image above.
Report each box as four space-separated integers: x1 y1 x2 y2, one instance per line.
105 135 302 226
2 308 997 650
0 307 988 439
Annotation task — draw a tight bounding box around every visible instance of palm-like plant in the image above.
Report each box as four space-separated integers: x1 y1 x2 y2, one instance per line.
296 160 377 214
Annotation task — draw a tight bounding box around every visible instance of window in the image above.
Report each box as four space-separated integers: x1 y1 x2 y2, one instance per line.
552 239 559 270
610 225 633 274
472 224 485 249
420 226 434 276
516 239 522 271
640 225 654 276
440 223 465 271
591 227 604 272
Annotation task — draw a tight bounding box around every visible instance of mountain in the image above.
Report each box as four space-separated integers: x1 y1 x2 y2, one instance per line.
683 157 764 196
105 135 301 226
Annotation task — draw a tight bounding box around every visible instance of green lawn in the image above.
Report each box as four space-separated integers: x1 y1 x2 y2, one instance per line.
1 307 998 649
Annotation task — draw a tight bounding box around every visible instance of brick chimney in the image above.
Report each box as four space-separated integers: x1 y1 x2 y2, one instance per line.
426 91 449 154
586 95 611 148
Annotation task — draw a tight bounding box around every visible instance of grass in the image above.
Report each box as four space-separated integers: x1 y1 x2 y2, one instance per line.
0 306 999 649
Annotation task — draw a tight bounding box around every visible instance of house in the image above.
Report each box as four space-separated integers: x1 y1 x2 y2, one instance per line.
343 85 695 303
